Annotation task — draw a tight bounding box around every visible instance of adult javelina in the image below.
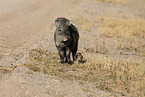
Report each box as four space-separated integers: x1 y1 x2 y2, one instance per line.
54 17 79 64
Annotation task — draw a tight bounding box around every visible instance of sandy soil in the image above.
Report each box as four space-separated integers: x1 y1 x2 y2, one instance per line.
0 0 71 65
0 0 144 96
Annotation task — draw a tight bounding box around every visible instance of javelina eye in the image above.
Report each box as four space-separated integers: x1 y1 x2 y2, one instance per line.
66 30 69 34
58 30 61 33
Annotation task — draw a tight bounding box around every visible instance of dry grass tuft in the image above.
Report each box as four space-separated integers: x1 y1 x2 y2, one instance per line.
0 65 17 74
98 17 145 53
22 48 145 96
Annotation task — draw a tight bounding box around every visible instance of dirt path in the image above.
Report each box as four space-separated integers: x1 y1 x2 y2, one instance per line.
0 0 72 65
0 66 112 97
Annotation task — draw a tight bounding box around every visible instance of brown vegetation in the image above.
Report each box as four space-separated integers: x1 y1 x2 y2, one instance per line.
22 48 145 96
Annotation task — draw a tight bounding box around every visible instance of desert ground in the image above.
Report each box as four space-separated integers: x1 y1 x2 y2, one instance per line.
0 0 145 96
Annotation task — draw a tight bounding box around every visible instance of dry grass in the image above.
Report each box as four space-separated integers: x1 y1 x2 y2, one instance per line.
72 0 126 4
98 17 145 53
0 65 17 74
91 57 145 96
73 15 96 31
140 0 145 2
22 48 145 96
72 0 86 4
98 0 126 3
99 17 145 38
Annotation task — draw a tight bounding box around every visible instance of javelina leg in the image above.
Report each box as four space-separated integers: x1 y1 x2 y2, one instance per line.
66 48 73 64
72 50 77 61
59 50 65 63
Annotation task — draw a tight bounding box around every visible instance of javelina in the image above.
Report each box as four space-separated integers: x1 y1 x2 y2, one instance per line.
54 17 79 64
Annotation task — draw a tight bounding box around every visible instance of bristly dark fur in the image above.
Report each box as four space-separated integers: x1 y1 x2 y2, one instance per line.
54 17 79 64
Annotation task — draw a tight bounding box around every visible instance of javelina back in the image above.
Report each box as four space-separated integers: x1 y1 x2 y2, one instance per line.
54 17 79 64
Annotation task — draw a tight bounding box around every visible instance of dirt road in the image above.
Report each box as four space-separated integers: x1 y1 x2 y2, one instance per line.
0 0 73 65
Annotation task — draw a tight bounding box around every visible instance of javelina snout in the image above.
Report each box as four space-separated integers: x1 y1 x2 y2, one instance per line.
63 37 68 42
60 34 70 43
54 17 79 64
58 31 70 45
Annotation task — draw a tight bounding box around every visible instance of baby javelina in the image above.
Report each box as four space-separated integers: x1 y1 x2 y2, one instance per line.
76 52 86 63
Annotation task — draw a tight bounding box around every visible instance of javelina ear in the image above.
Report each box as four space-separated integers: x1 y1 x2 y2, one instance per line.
66 20 71 26
55 19 59 27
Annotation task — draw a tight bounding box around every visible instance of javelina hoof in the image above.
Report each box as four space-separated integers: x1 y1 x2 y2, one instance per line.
68 61 74 65
59 60 73 65
60 60 65 63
